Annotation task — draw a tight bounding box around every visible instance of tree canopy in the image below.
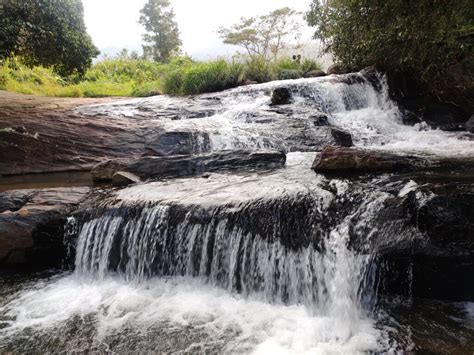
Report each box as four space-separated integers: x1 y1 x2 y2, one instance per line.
218 7 302 60
0 0 99 76
139 0 182 63
306 0 473 109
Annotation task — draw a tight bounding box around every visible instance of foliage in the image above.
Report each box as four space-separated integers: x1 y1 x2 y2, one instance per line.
139 0 182 62
0 55 323 97
301 58 321 73
0 0 99 76
278 69 303 80
242 56 276 83
218 7 302 60
131 81 162 97
306 0 474 109
162 59 244 95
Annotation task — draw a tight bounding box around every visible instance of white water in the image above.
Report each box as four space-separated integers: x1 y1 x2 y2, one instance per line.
3 71 471 352
77 72 474 157
0 276 387 354
0 172 394 353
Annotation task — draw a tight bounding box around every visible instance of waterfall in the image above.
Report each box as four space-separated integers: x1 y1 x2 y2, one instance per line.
4 69 471 353
70 178 385 321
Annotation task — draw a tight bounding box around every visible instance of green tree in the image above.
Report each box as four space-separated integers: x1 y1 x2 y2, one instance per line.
139 0 182 63
306 0 473 109
0 0 99 76
218 7 302 60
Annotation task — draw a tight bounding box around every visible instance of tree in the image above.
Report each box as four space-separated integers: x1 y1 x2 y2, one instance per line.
139 0 182 63
306 0 473 110
0 0 99 76
218 7 302 60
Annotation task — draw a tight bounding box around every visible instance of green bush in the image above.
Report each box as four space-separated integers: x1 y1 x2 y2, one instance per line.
301 59 321 74
243 56 275 83
162 69 186 95
278 69 303 80
132 80 162 97
181 60 242 95
306 0 473 109
0 55 323 98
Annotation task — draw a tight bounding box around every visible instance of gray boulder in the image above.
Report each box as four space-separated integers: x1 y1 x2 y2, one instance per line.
0 187 90 266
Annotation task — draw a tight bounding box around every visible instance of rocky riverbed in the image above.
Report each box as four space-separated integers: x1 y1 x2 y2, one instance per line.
0 71 473 353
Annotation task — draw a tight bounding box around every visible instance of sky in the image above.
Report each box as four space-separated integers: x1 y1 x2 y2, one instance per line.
82 0 315 60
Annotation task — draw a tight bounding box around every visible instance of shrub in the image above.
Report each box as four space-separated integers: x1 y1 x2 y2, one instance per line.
162 69 186 95
0 55 323 98
306 0 473 109
243 56 275 83
132 80 162 97
301 58 321 73
278 69 303 80
181 60 242 95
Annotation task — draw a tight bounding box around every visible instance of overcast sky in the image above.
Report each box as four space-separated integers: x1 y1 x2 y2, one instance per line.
82 0 314 59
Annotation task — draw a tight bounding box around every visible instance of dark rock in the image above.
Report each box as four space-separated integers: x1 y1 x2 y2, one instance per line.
312 146 427 174
330 128 353 147
422 102 469 131
371 183 474 301
112 171 141 187
327 64 352 75
466 115 474 133
271 87 292 105
92 150 287 182
0 187 90 266
0 190 30 213
309 113 330 127
386 71 471 131
145 131 211 156
304 70 326 78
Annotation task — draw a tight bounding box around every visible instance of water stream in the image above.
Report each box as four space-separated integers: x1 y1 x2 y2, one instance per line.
1 72 473 353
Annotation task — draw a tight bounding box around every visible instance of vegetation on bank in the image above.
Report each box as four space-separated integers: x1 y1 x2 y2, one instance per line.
0 56 321 98
306 0 473 110
0 0 99 76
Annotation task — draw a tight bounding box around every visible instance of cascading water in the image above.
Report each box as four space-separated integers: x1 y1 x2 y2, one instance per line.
1 71 473 353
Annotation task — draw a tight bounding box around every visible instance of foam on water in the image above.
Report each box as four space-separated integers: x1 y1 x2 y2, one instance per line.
3 71 470 352
77 72 474 158
0 275 389 354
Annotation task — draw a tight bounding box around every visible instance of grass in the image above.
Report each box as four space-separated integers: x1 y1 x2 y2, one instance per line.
0 55 322 98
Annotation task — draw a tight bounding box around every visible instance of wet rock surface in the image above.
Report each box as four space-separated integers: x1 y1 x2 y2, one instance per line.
386 71 472 131
312 146 428 174
330 128 353 147
344 178 474 301
92 150 287 182
304 70 326 78
270 87 292 105
0 187 90 266
1 71 473 304
112 171 142 187
1 72 474 353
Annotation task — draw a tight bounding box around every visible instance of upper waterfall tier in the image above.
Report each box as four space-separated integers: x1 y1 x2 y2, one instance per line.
77 70 474 158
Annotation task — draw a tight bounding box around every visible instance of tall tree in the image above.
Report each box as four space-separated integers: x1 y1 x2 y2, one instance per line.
218 8 302 60
0 0 99 76
139 0 182 63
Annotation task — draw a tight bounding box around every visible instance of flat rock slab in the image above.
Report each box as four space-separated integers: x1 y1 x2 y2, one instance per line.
312 146 429 174
0 187 90 266
92 150 287 182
